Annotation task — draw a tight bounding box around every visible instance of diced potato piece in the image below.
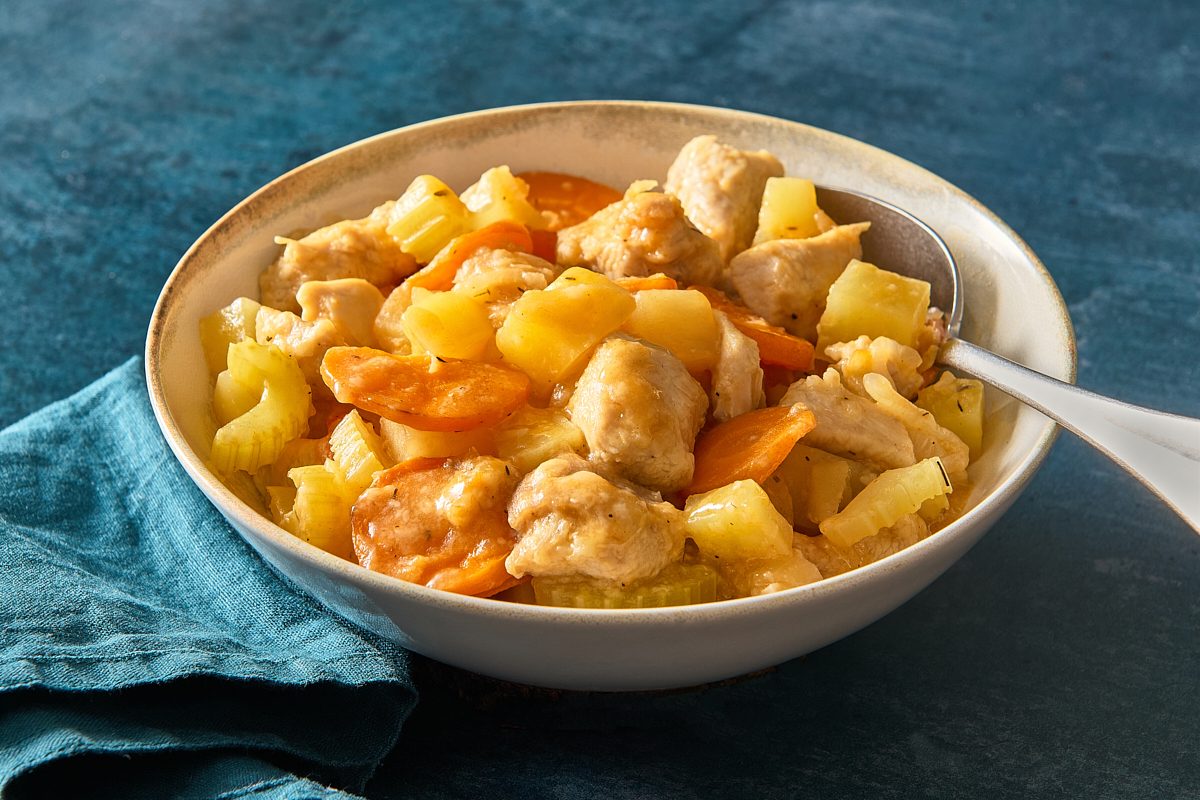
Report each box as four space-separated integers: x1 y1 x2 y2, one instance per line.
210 341 312 474
462 166 548 231
819 457 951 550
212 368 261 426
378 417 495 461
684 479 794 561
761 473 794 526
773 444 854 527
386 175 469 264
495 267 635 396
199 297 261 375
621 289 719 373
493 406 586 473
753 177 821 244
531 562 718 609
328 410 391 496
917 371 985 459
816 259 931 354
278 463 354 560
401 288 495 361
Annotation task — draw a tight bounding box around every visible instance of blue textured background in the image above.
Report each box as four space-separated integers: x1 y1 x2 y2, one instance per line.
3 0 1197 796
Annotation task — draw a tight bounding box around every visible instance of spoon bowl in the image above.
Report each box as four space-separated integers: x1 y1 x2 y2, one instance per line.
818 186 1200 532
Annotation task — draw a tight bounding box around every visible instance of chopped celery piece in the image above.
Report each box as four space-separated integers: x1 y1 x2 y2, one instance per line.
328 410 390 496
280 463 354 559
532 563 718 609
820 457 951 550
386 175 469 264
210 340 311 474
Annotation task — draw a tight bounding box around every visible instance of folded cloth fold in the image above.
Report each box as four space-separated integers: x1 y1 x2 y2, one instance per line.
0 358 416 799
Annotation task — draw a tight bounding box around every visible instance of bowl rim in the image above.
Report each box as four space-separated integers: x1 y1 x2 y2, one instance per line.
145 99 1076 625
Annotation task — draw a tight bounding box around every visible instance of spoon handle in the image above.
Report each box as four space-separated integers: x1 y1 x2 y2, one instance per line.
939 339 1200 532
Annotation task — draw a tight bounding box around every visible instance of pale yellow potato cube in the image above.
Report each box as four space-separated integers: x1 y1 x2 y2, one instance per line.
401 288 495 361
684 479 794 562
917 371 986 459
772 444 858 527
495 267 635 396
493 406 586 474
621 289 719 373
816 259 931 353
753 177 821 244
378 418 495 462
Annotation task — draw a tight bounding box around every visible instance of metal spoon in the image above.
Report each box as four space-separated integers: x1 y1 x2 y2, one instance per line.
814 186 1200 533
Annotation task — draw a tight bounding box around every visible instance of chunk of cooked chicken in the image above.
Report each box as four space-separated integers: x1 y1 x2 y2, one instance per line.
452 247 562 326
255 306 342 388
352 456 520 596
718 533 824 597
727 222 870 340
505 454 686 584
296 278 385 347
779 368 916 471
826 335 924 399
260 201 418 312
664 135 784 262
861 372 970 485
568 336 708 493
555 189 724 288
710 310 765 423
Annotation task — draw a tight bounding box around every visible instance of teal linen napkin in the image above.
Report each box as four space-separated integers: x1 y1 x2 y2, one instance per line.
0 358 417 798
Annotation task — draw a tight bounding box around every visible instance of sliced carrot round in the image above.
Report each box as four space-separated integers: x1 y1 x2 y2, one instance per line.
399 220 533 298
691 285 815 372
517 171 623 230
353 456 520 597
686 405 817 496
320 346 530 432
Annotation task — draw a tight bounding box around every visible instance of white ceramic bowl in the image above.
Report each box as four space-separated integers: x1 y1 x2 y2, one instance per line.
146 101 1075 691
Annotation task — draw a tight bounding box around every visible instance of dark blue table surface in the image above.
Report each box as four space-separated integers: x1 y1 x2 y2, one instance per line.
3 1 1198 796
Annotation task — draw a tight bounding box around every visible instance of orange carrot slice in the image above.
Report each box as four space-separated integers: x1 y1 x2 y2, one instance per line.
616 274 679 292
320 346 530 432
401 220 533 296
517 171 623 230
686 405 817 496
691 286 815 372
353 456 520 597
